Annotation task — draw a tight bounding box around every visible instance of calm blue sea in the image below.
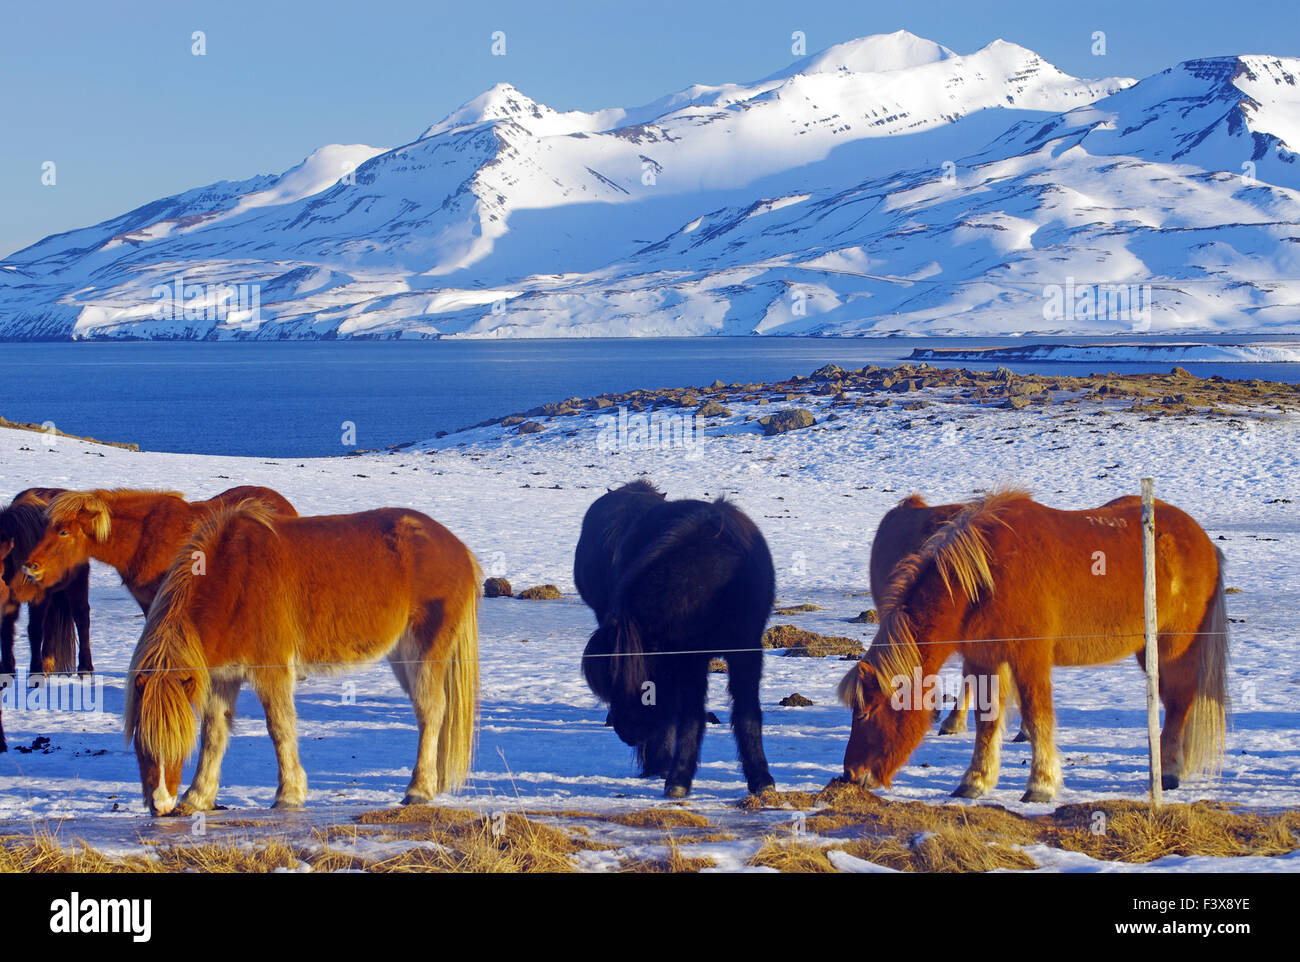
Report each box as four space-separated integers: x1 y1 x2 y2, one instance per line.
2 337 1296 457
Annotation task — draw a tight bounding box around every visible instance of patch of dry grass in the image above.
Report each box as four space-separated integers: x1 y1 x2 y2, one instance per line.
619 836 717 873
750 838 836 873
762 624 864 658
740 782 1300 871
1046 800 1300 863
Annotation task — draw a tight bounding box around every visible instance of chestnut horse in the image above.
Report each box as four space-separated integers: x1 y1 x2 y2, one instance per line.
871 494 1023 740
125 501 481 815
1 488 91 676
20 486 297 612
840 490 1228 802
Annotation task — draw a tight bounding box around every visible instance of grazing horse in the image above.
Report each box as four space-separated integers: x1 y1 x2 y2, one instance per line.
125 501 481 816
871 494 1023 740
1 488 91 676
577 481 776 798
839 490 1228 803
20 486 297 612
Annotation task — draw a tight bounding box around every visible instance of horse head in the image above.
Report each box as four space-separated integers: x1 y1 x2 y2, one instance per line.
126 665 204 816
837 660 918 788
21 491 109 589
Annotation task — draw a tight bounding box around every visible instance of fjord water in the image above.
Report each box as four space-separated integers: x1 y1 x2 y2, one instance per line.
2 337 1297 457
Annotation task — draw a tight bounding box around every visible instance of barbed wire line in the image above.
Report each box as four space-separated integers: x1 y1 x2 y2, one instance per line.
1 627 1242 679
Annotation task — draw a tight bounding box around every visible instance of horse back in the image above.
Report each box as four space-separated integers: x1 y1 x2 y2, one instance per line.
201 485 298 518
612 498 775 643
967 497 1220 666
189 508 477 669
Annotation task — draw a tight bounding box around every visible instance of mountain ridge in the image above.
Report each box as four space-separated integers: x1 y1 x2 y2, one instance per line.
3 35 1298 340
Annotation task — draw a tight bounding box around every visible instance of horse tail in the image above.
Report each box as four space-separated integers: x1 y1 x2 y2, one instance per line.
583 611 646 702
437 552 481 794
1182 547 1229 777
42 592 78 675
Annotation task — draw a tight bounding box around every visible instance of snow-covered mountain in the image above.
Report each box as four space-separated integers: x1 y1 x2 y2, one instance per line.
3 32 1299 340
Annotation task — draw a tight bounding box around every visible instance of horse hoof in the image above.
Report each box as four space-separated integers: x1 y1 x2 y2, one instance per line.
272 798 304 810
937 726 962 736
1161 774 1180 791
1020 788 1055 803
1012 730 1029 743
664 784 690 799
748 778 776 795
400 792 430 806
951 783 984 799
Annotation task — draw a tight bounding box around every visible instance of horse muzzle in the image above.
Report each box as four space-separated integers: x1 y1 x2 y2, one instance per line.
21 563 41 583
842 769 880 789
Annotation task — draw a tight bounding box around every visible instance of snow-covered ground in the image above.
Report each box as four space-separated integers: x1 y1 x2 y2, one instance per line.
0 380 1296 870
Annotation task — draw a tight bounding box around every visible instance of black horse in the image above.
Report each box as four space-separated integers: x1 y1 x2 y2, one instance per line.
0 489 92 678
576 480 776 798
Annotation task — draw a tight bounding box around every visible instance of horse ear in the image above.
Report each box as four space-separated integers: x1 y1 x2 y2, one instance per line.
856 661 877 682
0 539 11 562
76 507 109 542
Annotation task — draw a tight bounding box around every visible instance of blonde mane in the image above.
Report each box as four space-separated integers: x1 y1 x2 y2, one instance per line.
124 499 279 761
48 488 185 543
855 488 1030 697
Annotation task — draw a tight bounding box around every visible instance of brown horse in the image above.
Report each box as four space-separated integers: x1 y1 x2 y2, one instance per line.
19 486 297 611
125 501 481 815
2 488 92 676
840 490 1228 802
871 494 1023 740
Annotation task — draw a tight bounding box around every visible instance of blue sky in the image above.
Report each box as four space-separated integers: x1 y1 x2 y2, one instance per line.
2 0 1297 257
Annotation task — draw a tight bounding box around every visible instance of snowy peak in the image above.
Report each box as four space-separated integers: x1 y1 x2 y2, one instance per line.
772 30 956 78
419 82 594 138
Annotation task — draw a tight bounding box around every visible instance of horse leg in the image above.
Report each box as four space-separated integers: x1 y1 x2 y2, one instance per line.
180 676 241 812
1150 643 1197 791
0 605 17 677
725 649 774 794
254 669 307 809
952 667 1007 797
1016 669 1062 803
939 670 973 735
664 662 708 798
389 638 447 805
996 662 1028 742
26 599 46 679
72 565 92 675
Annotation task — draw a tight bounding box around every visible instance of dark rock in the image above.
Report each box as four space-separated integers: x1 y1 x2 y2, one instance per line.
759 408 815 436
779 693 815 707
483 577 513 598
518 584 562 600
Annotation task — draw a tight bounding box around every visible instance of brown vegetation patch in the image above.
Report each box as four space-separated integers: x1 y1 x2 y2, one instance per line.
762 624 864 658
517 584 563 600
619 837 717 873
741 782 1300 871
